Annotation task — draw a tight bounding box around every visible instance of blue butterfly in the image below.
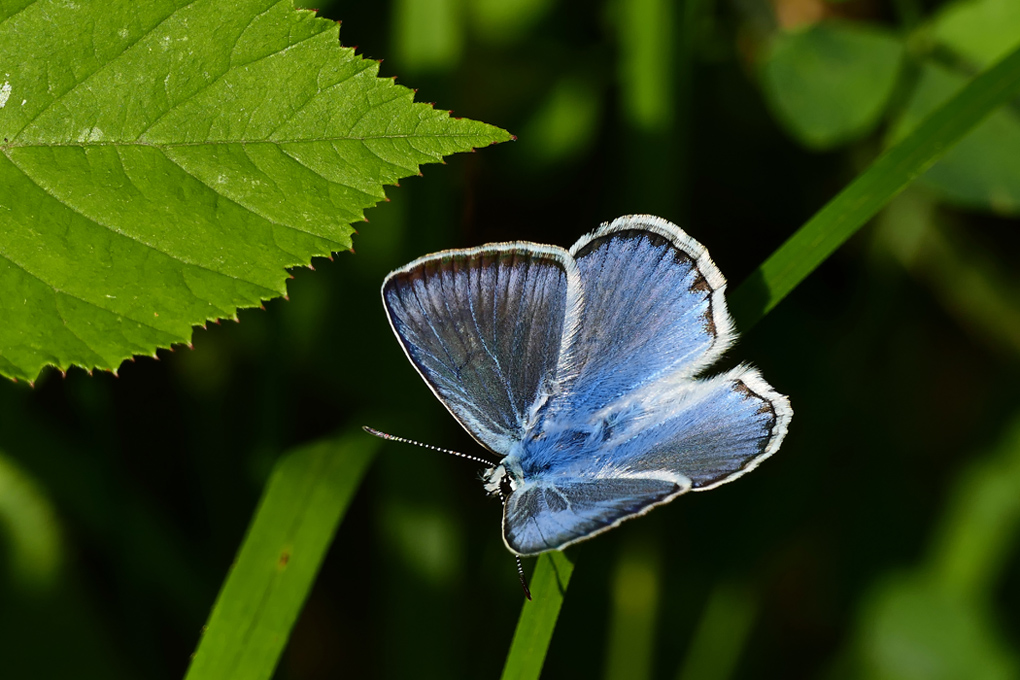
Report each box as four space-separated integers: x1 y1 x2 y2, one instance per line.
379 215 792 557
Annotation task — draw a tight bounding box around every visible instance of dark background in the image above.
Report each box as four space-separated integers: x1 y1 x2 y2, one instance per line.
1 0 1018 678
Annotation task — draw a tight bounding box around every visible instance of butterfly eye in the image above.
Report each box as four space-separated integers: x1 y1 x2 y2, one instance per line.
500 470 516 497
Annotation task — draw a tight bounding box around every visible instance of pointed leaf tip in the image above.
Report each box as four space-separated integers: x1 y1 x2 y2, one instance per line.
0 2 511 382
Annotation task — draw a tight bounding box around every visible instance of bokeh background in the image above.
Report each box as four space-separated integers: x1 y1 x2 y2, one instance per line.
2 0 1019 678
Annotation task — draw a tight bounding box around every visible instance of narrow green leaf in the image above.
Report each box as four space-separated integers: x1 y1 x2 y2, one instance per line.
500 551 575 680
185 430 377 680
0 0 510 383
730 43 1020 328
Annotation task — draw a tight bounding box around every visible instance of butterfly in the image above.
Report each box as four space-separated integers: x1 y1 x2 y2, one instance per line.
377 215 792 559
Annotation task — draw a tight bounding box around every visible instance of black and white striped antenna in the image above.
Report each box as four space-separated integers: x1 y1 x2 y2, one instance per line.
362 426 496 466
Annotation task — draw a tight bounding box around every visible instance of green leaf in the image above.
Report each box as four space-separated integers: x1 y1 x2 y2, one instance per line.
499 551 575 680
759 21 905 149
888 63 1020 214
0 0 510 383
932 0 1020 69
731 42 1020 328
185 430 377 680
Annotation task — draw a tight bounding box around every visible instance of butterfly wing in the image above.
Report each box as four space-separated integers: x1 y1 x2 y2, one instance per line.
548 215 735 422
503 366 791 553
503 474 691 555
382 243 581 454
595 365 792 489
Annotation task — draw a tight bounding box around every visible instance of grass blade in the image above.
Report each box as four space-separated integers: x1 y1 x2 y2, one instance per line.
499 551 575 680
184 430 377 680
731 43 1020 329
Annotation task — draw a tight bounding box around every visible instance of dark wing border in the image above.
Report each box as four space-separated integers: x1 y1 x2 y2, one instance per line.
567 214 736 379
381 241 582 455
693 365 793 492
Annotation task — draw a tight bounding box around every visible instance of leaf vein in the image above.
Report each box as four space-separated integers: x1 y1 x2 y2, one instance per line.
277 144 385 202
4 133 492 151
0 248 175 343
16 1 188 137
140 20 343 139
359 139 418 175
6 149 279 293
163 145 351 248
263 60 379 141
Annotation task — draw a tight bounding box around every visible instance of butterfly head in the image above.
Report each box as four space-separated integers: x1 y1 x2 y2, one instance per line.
482 456 524 498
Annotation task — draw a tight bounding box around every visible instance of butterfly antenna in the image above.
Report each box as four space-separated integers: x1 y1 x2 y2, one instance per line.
362 426 495 466
497 489 532 600
515 554 532 600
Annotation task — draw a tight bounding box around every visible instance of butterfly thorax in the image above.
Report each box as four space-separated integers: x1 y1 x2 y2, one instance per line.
483 421 617 497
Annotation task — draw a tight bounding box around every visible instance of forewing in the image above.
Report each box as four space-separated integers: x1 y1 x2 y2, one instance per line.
502 475 690 555
552 215 734 418
382 244 580 454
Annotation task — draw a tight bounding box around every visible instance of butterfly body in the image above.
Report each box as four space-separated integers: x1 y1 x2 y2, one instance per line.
381 215 792 556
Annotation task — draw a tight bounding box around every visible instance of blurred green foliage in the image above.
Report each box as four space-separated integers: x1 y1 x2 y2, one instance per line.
759 0 1020 214
1 0 1019 679
761 22 905 148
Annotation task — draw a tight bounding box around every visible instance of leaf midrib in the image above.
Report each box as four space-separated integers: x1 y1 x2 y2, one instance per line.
3 149 310 290
1 133 500 150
